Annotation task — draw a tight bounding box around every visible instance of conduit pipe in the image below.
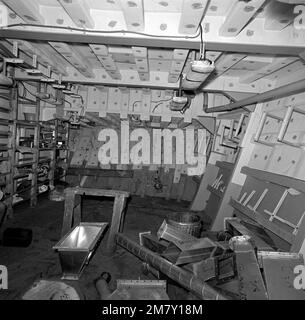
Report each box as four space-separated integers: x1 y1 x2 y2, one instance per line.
115 233 231 300
204 78 305 113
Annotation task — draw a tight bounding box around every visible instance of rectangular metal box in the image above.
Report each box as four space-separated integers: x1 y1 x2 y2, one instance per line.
53 222 108 280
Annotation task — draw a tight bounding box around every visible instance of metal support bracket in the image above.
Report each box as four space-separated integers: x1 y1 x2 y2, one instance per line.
263 189 302 230
254 112 283 146
247 188 268 212
277 105 305 148
220 125 239 150
233 114 248 138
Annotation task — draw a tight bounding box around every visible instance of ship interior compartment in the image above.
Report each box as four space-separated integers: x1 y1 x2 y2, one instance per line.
0 0 305 300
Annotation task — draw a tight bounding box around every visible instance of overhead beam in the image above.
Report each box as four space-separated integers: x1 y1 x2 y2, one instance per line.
90 44 122 80
57 0 94 29
0 39 53 78
214 53 247 77
178 0 209 34
168 49 188 83
0 28 303 56
15 65 268 94
205 78 305 113
49 42 94 78
36 42 70 76
264 1 295 31
2 0 44 24
240 56 299 84
196 53 246 91
13 69 178 90
219 0 266 37
119 0 144 32
277 0 305 3
132 46 149 81
7 39 68 76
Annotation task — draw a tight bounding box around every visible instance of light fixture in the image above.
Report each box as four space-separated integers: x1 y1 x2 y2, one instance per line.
182 30 215 90
170 75 192 113
182 59 215 90
170 95 190 112
191 59 215 74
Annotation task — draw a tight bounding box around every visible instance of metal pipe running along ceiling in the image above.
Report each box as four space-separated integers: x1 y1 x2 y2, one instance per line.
204 79 305 113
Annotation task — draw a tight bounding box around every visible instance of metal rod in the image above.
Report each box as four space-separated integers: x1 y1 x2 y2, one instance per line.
264 189 289 222
115 233 230 300
229 120 235 139
204 79 305 113
234 114 246 138
238 192 247 204
278 106 294 142
243 190 256 207
254 112 267 142
248 188 269 212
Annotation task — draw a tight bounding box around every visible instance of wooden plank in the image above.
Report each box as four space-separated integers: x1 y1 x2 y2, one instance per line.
241 166 305 194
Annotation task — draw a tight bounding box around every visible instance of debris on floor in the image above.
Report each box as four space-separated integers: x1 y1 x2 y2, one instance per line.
117 214 305 300
22 280 81 300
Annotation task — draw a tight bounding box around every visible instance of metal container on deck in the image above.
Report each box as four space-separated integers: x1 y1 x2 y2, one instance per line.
53 222 108 280
167 212 202 237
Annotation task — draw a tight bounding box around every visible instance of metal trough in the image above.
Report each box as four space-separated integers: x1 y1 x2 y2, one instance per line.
53 222 108 280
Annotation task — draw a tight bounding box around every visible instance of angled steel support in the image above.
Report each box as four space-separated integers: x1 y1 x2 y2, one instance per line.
205 79 305 113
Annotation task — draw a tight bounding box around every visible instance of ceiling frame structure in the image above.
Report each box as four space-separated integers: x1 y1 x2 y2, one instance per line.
0 0 303 101
0 28 304 56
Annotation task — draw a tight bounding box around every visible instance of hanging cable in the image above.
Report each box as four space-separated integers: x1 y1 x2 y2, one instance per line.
199 24 205 60
19 81 62 106
2 23 201 39
151 102 164 113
